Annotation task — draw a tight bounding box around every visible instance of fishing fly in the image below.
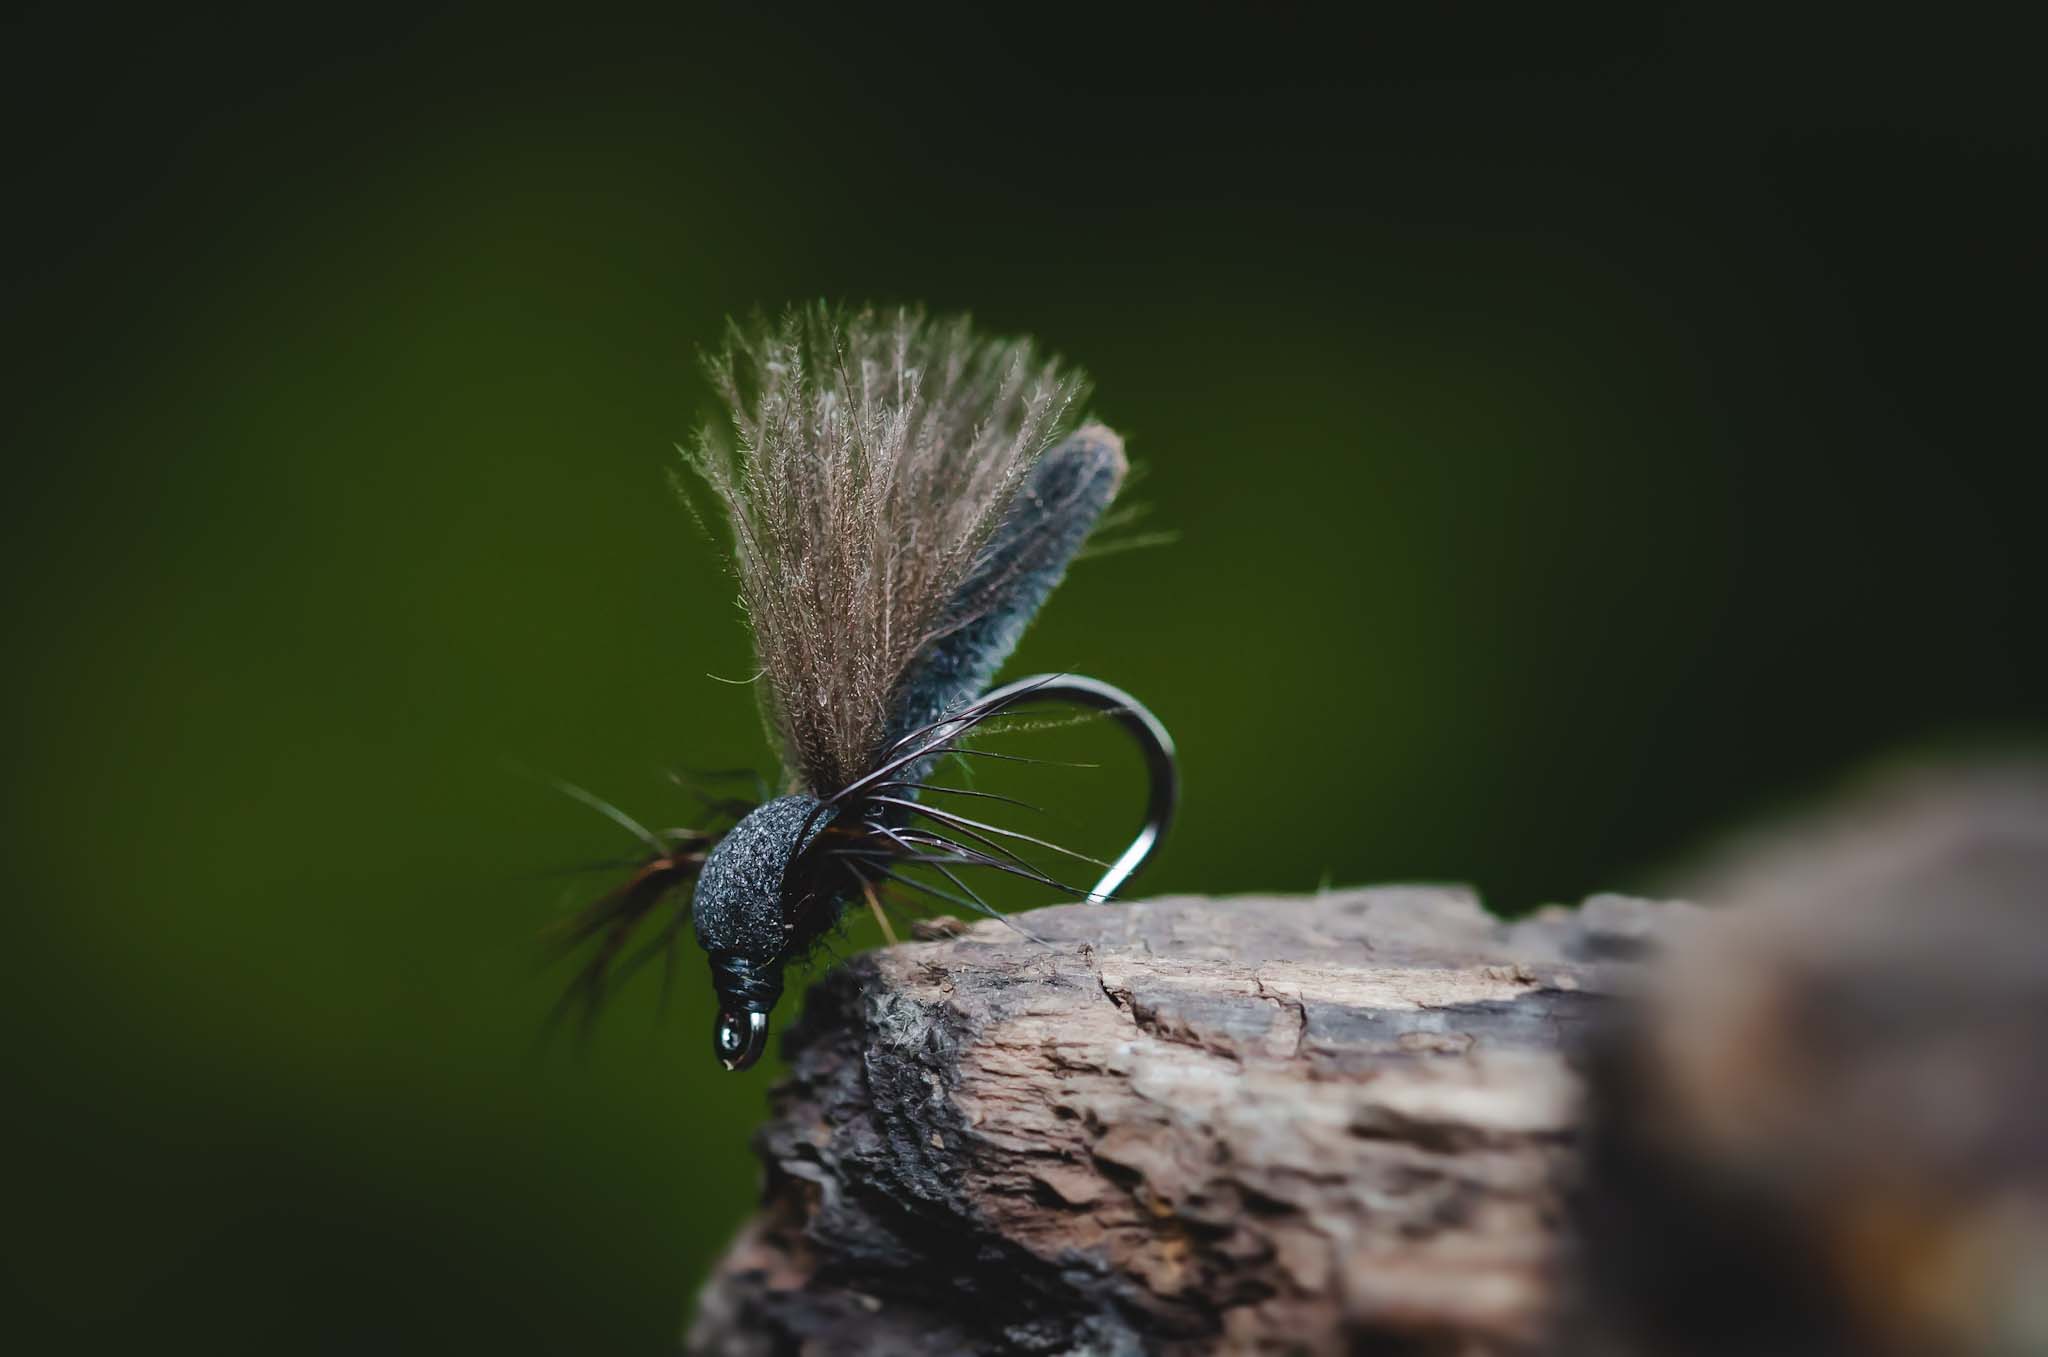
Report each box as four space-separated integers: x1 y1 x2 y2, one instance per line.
552 305 1177 1071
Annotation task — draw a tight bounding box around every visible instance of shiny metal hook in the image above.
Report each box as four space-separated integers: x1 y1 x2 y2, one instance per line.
970 673 1178 902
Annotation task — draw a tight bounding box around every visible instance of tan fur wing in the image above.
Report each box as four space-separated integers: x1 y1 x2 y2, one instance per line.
684 305 1088 794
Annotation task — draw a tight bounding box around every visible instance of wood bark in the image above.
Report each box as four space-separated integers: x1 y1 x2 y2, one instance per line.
690 755 2048 1357
687 887 1687 1356
1572 755 2048 1357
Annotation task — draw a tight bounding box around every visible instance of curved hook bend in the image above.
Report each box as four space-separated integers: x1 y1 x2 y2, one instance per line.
970 673 1177 902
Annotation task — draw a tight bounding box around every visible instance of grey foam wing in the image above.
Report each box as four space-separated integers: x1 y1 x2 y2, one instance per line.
882 423 1128 750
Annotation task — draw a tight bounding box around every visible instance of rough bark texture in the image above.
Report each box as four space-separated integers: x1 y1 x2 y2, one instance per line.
691 754 2048 1357
688 887 1689 1356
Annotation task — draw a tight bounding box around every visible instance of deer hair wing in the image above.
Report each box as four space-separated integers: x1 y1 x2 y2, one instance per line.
684 304 1121 796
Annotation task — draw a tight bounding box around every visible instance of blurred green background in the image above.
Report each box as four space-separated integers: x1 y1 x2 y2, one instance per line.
4 5 2041 1352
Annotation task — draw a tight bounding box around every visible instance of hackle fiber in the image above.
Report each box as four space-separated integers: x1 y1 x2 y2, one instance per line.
685 304 1088 794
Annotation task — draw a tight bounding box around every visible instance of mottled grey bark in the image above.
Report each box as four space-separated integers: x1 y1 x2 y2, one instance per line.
690 755 2048 1357
687 887 1688 1356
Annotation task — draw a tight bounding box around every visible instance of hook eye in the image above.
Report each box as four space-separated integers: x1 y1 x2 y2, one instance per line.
714 1008 771 1071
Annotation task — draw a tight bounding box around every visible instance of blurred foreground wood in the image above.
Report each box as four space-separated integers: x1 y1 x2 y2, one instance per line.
1577 755 2048 1357
687 887 1681 1355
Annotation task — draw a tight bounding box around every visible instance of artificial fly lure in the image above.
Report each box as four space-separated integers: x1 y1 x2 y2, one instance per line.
553 305 1177 1071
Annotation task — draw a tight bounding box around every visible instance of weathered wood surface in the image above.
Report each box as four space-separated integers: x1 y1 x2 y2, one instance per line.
688 887 1688 1356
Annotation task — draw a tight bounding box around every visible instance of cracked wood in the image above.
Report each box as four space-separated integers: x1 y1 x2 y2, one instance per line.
688 887 1685 1356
